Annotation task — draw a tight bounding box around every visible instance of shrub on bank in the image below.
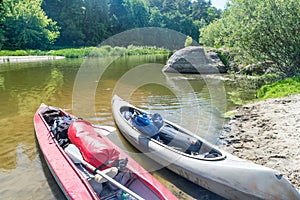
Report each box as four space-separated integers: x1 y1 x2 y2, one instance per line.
0 50 27 56
47 48 94 58
257 77 300 99
0 46 170 58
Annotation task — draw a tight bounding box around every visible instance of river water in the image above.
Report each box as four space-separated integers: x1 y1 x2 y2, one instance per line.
0 55 254 200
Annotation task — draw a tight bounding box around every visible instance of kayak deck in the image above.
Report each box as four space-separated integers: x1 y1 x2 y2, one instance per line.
112 95 300 200
35 104 176 200
120 105 226 161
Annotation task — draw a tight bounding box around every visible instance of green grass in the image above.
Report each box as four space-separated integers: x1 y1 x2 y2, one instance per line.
47 47 94 58
0 50 28 56
257 76 300 99
0 45 170 58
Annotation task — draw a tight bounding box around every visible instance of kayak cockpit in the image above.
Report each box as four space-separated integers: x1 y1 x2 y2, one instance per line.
39 106 163 200
120 106 226 161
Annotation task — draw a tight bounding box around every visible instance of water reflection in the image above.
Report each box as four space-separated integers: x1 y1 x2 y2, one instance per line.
0 144 64 199
111 62 226 143
0 74 4 90
0 66 67 170
0 55 243 199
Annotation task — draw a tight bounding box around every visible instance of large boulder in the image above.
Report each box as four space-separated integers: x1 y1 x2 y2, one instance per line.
162 46 226 74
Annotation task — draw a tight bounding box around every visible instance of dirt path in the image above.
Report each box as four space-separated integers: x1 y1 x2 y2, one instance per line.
220 94 300 191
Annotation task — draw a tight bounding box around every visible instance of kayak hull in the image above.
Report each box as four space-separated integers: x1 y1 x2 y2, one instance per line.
112 95 300 200
34 104 98 199
34 104 177 200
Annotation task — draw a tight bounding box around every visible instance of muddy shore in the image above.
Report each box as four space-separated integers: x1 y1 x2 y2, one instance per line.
220 94 300 191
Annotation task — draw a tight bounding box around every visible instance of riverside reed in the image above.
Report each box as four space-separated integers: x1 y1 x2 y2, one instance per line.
0 45 171 58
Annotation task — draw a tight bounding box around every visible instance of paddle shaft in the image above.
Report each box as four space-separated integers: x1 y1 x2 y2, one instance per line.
67 150 145 200
93 125 116 136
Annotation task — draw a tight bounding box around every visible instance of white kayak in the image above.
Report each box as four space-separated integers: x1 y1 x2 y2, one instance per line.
111 95 300 200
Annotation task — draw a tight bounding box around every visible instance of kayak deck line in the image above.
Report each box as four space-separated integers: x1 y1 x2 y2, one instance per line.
111 94 300 200
34 103 177 200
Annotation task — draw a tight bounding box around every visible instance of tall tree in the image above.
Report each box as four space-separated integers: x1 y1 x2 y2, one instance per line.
109 0 150 35
0 1 5 49
1 0 59 49
0 0 222 49
148 0 163 8
43 0 110 47
43 0 85 46
126 0 150 28
109 0 131 34
148 0 220 41
201 0 300 77
82 0 110 45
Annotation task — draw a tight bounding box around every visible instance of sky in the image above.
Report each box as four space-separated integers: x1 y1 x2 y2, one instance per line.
211 0 228 10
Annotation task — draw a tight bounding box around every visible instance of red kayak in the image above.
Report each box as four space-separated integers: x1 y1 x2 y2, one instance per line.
34 104 177 200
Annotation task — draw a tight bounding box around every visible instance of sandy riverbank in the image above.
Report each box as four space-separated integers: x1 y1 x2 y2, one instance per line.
220 94 300 191
0 56 65 64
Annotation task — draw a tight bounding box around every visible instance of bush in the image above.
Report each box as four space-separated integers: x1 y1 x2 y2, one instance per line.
88 47 109 57
0 45 171 58
257 76 300 99
199 19 223 48
101 45 112 52
111 47 127 56
201 0 300 77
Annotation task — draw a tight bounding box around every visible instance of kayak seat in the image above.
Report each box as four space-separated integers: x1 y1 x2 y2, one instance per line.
120 107 135 120
132 114 159 139
121 108 160 139
122 109 132 120
121 108 202 154
158 125 202 154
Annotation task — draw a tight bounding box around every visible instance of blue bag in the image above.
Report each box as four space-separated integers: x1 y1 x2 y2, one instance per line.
133 113 158 138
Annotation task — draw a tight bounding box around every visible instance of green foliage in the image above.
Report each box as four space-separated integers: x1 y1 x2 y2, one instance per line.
1 0 222 49
184 36 192 47
200 0 300 77
126 45 169 55
199 19 223 47
0 50 27 56
127 0 150 27
191 0 221 23
1 0 59 50
109 0 132 34
0 26 4 50
88 48 109 57
0 45 170 58
217 50 230 67
42 0 221 46
110 47 127 56
42 0 110 47
109 0 150 34
149 0 221 40
101 45 113 52
257 77 300 99
0 49 49 56
47 48 94 58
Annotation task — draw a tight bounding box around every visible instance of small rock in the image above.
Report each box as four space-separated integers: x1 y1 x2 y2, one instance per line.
234 114 244 118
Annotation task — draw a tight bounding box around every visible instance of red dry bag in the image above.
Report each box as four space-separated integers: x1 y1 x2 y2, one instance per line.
68 120 119 169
